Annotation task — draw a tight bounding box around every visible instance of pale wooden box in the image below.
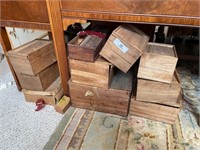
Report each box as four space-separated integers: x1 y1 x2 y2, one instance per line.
137 42 178 83
69 57 114 88
136 71 181 107
100 24 149 73
7 39 56 75
23 77 63 106
129 96 180 124
17 62 59 91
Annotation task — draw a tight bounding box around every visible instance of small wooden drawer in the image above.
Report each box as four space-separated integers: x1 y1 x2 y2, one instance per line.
17 62 59 91
136 71 181 107
68 34 105 62
7 39 56 75
137 42 178 84
69 57 114 88
100 24 149 73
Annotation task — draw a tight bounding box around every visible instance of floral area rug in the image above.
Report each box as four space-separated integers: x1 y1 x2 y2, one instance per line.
44 62 199 150
43 107 199 150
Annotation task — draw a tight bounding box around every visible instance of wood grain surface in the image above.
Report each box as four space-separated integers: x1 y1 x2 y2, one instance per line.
69 58 113 88
46 0 70 95
0 1 50 29
61 0 200 26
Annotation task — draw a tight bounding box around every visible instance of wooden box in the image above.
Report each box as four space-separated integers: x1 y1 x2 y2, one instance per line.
7 39 56 75
17 62 59 91
69 69 134 116
69 57 114 88
129 97 180 124
22 77 63 106
68 34 105 62
54 96 70 114
100 24 149 73
137 42 178 83
136 71 181 107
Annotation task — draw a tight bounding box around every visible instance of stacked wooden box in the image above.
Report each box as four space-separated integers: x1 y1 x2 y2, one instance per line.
7 39 62 105
68 31 133 116
129 42 182 124
68 24 182 122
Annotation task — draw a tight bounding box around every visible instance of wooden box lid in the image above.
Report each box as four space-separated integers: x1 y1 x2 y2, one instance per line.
6 39 56 75
7 39 53 59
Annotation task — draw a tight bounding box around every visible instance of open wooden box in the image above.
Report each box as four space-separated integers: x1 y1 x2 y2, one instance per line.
68 34 105 62
138 42 178 84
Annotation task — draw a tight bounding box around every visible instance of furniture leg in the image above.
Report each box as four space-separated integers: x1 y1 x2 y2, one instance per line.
0 27 21 91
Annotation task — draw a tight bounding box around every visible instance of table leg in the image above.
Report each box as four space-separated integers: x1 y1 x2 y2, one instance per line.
0 27 21 91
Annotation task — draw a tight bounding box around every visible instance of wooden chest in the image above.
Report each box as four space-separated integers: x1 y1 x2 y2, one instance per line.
69 69 134 116
100 24 149 73
68 34 105 62
7 39 56 75
22 77 63 106
136 71 181 107
137 42 178 83
17 62 59 91
69 57 114 88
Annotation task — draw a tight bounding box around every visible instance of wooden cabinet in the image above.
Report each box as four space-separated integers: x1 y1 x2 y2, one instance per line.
0 0 199 94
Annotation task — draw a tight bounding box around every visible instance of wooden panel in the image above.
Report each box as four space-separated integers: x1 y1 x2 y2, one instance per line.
62 11 200 27
129 98 180 124
61 0 200 26
0 20 50 30
17 62 59 91
138 43 178 83
1 1 49 23
61 0 199 17
46 0 70 95
100 25 149 73
0 27 21 91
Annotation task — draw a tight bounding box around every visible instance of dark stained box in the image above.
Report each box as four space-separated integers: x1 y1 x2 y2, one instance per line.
68 33 105 62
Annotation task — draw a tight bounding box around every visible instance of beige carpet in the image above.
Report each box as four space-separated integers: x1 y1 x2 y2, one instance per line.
0 57 63 150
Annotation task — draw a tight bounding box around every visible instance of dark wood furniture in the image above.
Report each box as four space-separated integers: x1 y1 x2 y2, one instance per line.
0 0 199 95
